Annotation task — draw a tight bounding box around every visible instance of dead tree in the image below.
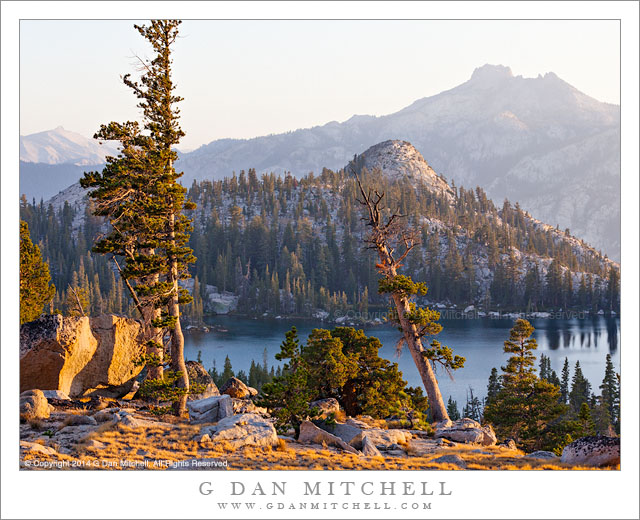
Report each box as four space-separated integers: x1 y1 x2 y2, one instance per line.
353 171 464 423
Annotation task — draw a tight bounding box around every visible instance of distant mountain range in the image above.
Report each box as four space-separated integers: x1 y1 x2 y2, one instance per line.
20 126 118 166
19 64 620 260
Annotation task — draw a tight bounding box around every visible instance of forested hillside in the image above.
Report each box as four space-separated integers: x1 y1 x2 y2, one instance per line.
20 141 619 321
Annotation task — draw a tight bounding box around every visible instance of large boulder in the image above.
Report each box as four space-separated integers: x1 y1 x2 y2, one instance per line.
20 314 145 397
232 398 269 416
219 377 251 399
186 361 219 401
431 454 467 468
187 395 233 424
42 390 70 401
434 418 497 446
361 435 382 457
202 413 278 448
20 389 52 421
560 436 620 467
320 422 363 445
298 420 359 454
350 428 412 450
526 450 558 460
84 379 139 399
309 398 341 418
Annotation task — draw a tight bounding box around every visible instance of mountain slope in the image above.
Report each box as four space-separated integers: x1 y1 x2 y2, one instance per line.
38 140 617 321
176 65 619 259
20 126 118 166
21 65 620 259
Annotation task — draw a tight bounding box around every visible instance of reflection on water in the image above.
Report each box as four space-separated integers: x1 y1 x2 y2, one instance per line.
184 316 620 407
607 319 618 352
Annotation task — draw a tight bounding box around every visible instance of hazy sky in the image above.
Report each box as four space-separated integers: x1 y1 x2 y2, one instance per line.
20 19 620 150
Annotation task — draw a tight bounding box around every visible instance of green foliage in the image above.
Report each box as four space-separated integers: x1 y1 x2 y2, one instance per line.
568 361 592 412
577 402 595 435
423 340 466 372
378 275 427 298
446 396 461 421
500 319 538 385
220 355 234 384
486 367 502 405
21 158 618 323
303 328 358 399
259 326 427 435
79 20 195 390
599 354 619 428
20 220 55 324
309 327 418 419
484 320 568 451
560 357 570 404
259 328 315 437
138 370 205 403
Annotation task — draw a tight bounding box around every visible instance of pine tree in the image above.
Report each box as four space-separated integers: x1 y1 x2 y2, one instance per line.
599 354 619 426
569 361 592 412
500 319 538 386
81 20 195 413
484 320 566 450
354 172 463 422
330 327 410 418
302 329 357 399
220 355 235 385
577 402 595 436
259 328 315 437
560 357 570 404
486 367 502 404
20 220 55 324
446 396 461 421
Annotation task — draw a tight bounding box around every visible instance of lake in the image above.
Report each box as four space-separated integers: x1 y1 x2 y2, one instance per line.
184 315 620 409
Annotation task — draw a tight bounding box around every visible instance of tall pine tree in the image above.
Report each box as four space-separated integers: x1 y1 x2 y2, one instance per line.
20 220 55 324
82 20 195 413
484 320 565 450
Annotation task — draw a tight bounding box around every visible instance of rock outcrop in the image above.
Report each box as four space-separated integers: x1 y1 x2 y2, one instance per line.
298 421 360 454
431 454 467 468
20 389 52 421
309 398 341 418
232 398 268 416
525 450 558 460
187 395 233 424
361 435 382 457
350 428 412 451
560 436 620 467
186 361 220 401
42 390 70 401
434 418 497 446
219 377 251 399
20 314 145 397
201 413 278 448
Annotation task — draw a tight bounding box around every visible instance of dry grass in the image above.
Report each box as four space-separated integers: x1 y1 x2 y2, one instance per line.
20 417 618 471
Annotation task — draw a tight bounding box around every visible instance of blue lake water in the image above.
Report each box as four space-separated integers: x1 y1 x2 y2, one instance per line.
184 316 620 409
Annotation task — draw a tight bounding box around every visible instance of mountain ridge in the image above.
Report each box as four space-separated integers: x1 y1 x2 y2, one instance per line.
20 64 620 259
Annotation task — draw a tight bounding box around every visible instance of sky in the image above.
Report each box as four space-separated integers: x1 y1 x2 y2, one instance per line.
20 19 620 151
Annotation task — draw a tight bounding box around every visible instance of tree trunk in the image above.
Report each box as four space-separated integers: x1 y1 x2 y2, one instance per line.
168 211 189 416
382 248 450 423
391 291 450 423
143 305 164 380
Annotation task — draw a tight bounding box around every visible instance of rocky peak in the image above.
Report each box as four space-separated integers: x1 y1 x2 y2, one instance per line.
469 64 514 83
354 140 453 198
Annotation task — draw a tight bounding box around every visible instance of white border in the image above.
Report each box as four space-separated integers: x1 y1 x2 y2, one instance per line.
2 2 638 519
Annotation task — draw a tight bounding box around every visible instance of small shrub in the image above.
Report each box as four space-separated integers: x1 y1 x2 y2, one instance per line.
27 418 43 430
